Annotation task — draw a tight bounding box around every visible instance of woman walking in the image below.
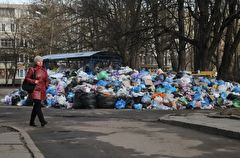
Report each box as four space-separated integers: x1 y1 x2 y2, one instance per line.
25 56 49 127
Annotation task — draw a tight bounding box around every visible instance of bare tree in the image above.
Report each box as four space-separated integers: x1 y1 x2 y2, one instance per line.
177 0 186 71
24 0 240 82
77 0 147 69
217 0 240 80
1 16 23 86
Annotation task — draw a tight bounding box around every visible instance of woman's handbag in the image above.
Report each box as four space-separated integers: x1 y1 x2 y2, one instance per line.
22 70 36 94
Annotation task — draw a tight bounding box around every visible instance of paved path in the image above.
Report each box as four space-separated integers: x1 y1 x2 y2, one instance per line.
1 87 240 158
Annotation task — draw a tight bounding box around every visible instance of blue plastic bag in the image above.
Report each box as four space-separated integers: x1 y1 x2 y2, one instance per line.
21 98 26 106
201 78 210 85
133 86 142 93
204 97 210 104
133 104 142 109
162 82 176 92
139 70 149 75
192 94 201 101
113 80 120 87
164 78 173 83
141 95 151 104
151 103 161 109
156 87 165 93
189 101 195 108
234 86 240 93
67 92 74 99
218 80 225 85
140 84 146 89
115 100 126 109
220 92 227 99
193 86 202 93
97 80 109 87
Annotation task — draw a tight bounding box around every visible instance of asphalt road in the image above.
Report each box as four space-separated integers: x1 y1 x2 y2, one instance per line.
1 105 240 158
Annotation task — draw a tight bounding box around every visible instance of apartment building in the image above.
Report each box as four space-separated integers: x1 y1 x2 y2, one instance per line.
0 4 31 84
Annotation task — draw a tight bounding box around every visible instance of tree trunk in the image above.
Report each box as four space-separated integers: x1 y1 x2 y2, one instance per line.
217 0 240 80
177 0 186 71
170 50 178 71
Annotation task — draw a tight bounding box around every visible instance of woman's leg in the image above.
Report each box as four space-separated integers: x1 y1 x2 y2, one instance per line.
33 99 46 124
30 102 37 125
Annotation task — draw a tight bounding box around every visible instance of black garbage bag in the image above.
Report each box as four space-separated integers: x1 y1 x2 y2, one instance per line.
133 96 143 104
126 71 136 76
71 70 77 76
71 78 78 86
97 94 117 109
19 91 28 99
142 103 150 109
65 83 73 94
118 96 134 109
74 91 83 101
192 77 201 86
125 97 134 109
65 78 79 93
131 79 139 87
80 92 97 109
72 101 84 109
167 70 176 76
106 83 116 91
154 75 161 81
64 71 70 78
90 78 99 85
54 103 62 108
154 73 167 82
11 95 21 106
175 72 185 79
163 102 172 107
160 73 167 82
72 91 84 109
172 91 182 98
227 93 240 101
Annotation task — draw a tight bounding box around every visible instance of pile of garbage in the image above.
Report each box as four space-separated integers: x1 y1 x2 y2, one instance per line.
2 66 240 110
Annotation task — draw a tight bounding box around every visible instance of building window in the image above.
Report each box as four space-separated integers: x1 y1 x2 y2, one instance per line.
11 24 15 32
19 70 24 77
0 53 15 62
25 54 29 62
19 54 24 62
16 69 27 78
0 8 14 17
16 23 19 31
2 24 5 31
0 39 14 48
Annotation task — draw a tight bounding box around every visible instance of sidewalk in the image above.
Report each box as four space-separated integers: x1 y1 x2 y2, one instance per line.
0 125 44 158
159 112 240 139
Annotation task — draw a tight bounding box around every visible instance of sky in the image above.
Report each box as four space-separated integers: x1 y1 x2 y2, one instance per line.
0 0 30 4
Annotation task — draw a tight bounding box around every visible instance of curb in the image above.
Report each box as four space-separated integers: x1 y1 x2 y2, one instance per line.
3 125 45 158
159 117 240 140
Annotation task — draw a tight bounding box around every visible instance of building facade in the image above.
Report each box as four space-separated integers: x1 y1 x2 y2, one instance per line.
0 4 31 84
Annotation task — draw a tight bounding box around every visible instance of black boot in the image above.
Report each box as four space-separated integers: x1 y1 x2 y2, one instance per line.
41 121 48 127
30 123 37 127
